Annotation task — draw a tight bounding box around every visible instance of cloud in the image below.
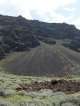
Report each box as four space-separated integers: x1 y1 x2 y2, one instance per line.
70 17 80 25
69 17 80 29
64 7 75 12
44 17 50 22
0 0 7 4
51 13 73 23
0 0 77 21
33 0 77 17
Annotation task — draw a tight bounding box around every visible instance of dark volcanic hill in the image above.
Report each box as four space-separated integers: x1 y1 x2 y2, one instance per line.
0 14 80 39
0 14 80 59
0 14 80 77
2 42 80 77
62 38 80 52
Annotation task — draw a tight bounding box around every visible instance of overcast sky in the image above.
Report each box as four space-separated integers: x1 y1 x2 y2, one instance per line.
0 0 80 29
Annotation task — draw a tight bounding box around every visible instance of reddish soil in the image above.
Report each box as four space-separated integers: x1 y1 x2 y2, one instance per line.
16 79 80 94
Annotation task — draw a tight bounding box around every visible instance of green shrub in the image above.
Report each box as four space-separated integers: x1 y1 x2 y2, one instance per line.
60 92 80 106
18 90 27 96
27 89 54 99
0 99 12 106
0 83 8 90
18 100 45 106
60 102 76 106
4 89 16 97
41 98 60 106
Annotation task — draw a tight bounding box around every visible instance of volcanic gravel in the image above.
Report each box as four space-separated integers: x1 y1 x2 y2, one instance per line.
3 42 80 77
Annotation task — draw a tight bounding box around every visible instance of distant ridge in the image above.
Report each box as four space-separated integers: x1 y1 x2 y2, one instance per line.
0 14 80 39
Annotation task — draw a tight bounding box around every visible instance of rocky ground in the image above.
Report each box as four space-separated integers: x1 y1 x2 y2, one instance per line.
16 79 80 94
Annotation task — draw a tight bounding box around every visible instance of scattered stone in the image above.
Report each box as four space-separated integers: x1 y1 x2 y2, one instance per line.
16 79 80 94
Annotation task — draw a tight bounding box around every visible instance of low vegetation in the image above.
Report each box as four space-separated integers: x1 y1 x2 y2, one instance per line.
0 71 80 106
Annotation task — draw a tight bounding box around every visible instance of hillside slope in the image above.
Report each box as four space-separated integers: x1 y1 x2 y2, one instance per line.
0 14 80 77
0 14 80 60
2 42 80 77
0 14 80 39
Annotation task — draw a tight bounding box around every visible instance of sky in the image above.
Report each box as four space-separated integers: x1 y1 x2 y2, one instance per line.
0 0 80 29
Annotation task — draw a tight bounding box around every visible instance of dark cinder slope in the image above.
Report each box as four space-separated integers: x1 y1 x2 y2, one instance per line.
0 14 80 77
2 42 80 77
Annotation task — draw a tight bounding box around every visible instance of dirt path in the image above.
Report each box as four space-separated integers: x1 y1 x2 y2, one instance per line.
3 42 80 77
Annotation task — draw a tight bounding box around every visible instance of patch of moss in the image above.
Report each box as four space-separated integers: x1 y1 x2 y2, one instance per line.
69 77 80 81
6 95 32 103
68 91 78 94
7 85 20 89
23 80 32 84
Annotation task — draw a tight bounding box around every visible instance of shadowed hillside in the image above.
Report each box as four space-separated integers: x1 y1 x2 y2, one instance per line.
62 38 80 52
0 15 57 60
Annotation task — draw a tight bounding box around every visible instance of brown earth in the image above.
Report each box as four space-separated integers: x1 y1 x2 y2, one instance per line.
16 79 80 94
2 42 80 77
